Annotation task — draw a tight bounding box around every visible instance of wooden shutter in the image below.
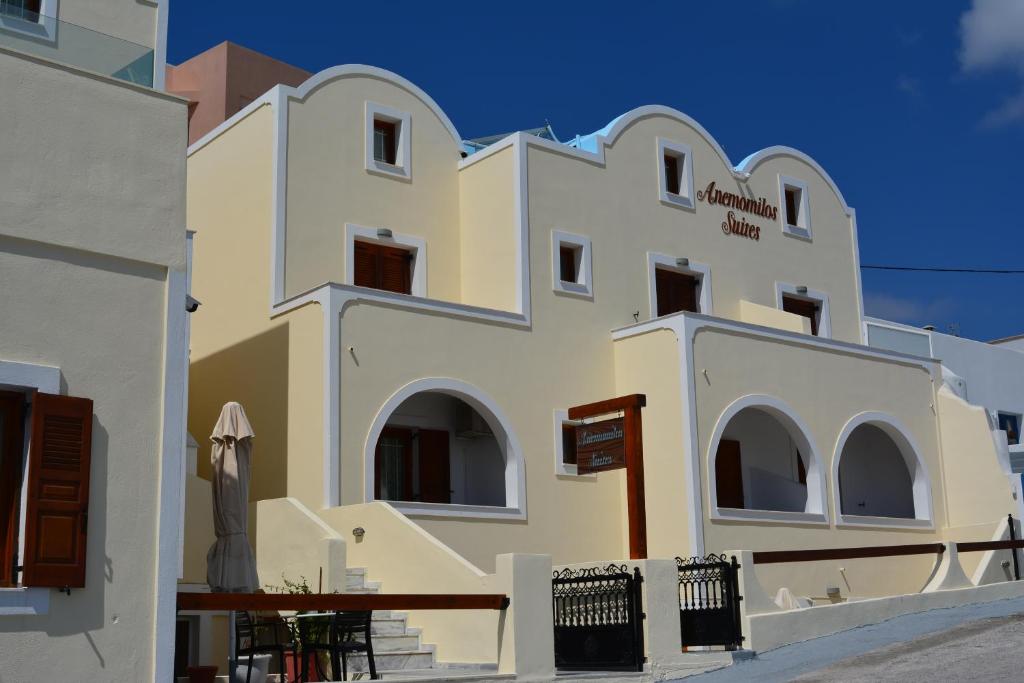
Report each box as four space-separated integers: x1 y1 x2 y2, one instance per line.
378 244 412 295
782 295 819 335
656 269 699 316
354 241 378 289
22 392 93 588
715 439 744 509
417 429 451 504
0 391 26 587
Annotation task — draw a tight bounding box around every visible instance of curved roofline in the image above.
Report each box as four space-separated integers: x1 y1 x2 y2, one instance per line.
289 64 463 148
578 106 852 216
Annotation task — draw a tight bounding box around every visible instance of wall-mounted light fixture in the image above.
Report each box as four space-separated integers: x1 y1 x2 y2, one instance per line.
352 527 365 539
795 285 808 295
675 257 689 268
376 228 393 239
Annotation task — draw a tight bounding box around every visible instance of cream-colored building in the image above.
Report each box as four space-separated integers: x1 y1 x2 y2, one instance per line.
0 1 187 681
184 64 1021 669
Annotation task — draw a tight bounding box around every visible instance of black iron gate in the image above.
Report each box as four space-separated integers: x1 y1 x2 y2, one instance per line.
676 554 743 650
552 564 645 671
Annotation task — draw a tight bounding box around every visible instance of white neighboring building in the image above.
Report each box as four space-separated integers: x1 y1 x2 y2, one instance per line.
865 317 1024 473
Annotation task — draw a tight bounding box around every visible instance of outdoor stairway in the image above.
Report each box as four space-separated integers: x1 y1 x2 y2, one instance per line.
343 568 437 675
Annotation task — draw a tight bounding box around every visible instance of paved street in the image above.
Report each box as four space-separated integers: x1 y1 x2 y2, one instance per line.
684 596 1024 682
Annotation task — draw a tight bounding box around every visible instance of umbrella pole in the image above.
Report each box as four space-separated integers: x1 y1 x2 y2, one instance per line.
228 610 237 681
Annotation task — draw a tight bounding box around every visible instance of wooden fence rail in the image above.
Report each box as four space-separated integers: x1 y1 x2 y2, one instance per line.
177 592 509 612
752 543 946 565
955 539 1024 553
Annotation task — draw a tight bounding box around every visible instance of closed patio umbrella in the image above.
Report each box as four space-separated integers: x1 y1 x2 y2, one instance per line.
206 401 259 592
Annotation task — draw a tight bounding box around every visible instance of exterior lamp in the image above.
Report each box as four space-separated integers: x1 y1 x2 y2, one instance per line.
675 257 689 268
352 527 365 539
376 228 393 238
795 285 808 295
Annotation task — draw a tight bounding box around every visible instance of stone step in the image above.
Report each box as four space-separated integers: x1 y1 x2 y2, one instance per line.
372 633 421 652
371 616 410 636
343 649 435 673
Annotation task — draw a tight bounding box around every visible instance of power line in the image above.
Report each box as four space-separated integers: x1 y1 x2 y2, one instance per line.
860 265 1024 274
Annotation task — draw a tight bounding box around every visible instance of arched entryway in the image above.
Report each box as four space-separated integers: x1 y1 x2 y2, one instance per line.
833 413 931 522
708 395 826 518
365 378 525 516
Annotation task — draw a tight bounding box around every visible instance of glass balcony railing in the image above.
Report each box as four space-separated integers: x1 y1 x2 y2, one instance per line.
0 3 154 87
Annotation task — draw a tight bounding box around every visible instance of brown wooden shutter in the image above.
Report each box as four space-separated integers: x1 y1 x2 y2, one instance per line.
715 439 744 509
378 245 412 295
782 295 819 335
22 393 93 588
417 429 451 504
353 241 378 289
656 269 699 316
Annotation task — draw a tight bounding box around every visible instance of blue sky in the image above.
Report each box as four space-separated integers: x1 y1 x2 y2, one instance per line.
169 0 1024 341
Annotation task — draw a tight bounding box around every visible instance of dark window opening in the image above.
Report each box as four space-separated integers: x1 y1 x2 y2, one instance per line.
354 240 413 295
561 424 578 465
784 187 800 226
559 245 579 284
373 119 398 165
0 391 25 587
655 268 699 317
664 153 681 195
782 295 820 336
999 413 1021 446
2 0 42 22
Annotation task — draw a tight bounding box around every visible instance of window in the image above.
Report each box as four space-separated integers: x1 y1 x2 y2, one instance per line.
776 283 831 338
353 240 413 295
365 102 411 180
657 139 694 209
782 294 820 336
553 410 589 477
656 268 700 317
551 231 592 298
0 390 93 589
1 0 41 21
373 119 398 165
778 175 811 239
561 424 578 465
999 413 1021 446
647 253 712 319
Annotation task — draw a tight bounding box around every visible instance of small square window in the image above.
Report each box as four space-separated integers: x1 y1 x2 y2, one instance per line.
778 175 811 239
782 294 820 336
373 119 398 165
647 253 712 320
551 231 592 299
657 139 694 209
554 411 590 477
365 102 411 180
559 244 580 284
561 424 578 465
999 412 1021 446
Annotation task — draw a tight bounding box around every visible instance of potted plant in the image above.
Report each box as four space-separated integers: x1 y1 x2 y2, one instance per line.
268 575 333 682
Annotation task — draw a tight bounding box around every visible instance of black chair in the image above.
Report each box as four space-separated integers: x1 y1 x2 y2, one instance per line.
301 610 378 681
234 610 295 683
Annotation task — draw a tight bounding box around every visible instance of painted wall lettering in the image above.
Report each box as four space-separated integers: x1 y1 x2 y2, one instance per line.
696 181 777 242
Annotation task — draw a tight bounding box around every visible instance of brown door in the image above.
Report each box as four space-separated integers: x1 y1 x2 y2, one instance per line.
656 269 699 316
715 439 744 509
0 391 25 587
782 295 819 335
417 429 451 504
374 427 414 501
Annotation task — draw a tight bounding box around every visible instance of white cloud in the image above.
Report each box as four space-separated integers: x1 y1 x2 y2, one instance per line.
959 0 1024 126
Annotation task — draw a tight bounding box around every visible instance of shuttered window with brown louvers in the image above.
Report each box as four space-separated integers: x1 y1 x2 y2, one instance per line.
22 393 93 588
655 268 699 317
353 241 413 295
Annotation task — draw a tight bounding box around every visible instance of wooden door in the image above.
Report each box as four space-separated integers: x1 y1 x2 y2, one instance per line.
417 429 451 504
374 427 413 501
715 439 744 509
656 269 699 316
0 391 25 587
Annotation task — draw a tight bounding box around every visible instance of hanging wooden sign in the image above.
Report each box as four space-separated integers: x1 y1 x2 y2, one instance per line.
575 417 626 474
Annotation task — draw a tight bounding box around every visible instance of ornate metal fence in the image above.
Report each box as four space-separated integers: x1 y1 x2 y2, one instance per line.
676 554 743 650
551 564 645 672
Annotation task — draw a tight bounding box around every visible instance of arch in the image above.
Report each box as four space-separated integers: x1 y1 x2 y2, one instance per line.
737 146 852 217
289 64 463 148
363 378 525 518
706 395 828 522
832 412 933 525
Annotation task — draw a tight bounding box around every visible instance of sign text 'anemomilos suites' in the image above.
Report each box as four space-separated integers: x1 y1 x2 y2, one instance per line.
696 181 777 242
575 417 626 474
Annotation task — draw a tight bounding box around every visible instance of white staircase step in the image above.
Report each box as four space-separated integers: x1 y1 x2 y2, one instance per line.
372 633 422 652
371 615 411 635
344 649 435 673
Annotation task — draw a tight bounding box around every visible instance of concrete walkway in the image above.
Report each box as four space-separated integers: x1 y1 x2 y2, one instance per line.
680 595 1024 682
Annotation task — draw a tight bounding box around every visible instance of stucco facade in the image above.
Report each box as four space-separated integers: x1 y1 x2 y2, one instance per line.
185 65 1018 617
0 44 187 683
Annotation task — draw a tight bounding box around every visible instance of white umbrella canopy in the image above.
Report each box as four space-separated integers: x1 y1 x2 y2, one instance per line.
206 401 259 592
